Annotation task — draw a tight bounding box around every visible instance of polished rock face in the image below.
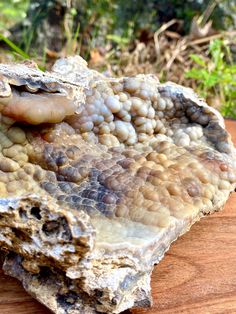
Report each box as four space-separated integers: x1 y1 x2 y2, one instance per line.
0 56 235 314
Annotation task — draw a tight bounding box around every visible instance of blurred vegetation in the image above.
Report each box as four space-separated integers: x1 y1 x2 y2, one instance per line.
1 0 235 57
0 0 235 117
186 39 236 118
0 0 29 31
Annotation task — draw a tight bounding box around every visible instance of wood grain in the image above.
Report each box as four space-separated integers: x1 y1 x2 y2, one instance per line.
0 120 235 314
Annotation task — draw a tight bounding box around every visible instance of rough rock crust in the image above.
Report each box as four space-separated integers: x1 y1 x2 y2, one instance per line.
0 56 235 313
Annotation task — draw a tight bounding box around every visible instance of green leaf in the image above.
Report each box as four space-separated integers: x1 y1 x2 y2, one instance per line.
204 73 220 88
209 39 224 69
185 68 208 80
190 54 206 67
0 33 30 59
106 34 129 46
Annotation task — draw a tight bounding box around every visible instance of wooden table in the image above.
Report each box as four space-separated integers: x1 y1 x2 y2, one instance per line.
0 120 235 314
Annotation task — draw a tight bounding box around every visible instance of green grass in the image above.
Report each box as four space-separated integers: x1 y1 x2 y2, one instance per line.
0 33 30 59
185 39 236 118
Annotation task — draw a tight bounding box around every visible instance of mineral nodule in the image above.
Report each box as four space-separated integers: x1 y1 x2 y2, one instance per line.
0 56 235 313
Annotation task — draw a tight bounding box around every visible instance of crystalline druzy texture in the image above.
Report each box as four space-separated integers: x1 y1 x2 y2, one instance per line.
0 56 235 313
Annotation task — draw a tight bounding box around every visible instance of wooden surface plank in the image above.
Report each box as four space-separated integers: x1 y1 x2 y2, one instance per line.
0 120 235 314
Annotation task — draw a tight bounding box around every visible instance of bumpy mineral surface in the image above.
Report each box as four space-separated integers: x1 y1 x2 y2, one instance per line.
0 56 235 314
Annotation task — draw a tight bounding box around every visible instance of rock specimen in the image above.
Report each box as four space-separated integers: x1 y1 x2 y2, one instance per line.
0 56 235 313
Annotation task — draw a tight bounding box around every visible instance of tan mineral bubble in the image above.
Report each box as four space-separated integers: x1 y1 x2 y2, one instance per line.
115 204 129 218
165 98 174 110
98 122 111 135
93 114 105 126
12 153 28 166
0 170 8 183
126 126 138 145
210 174 219 186
124 78 141 94
142 160 157 170
99 134 120 147
142 210 171 228
112 82 123 94
158 126 167 135
166 129 174 137
203 184 215 200
80 121 94 133
105 95 122 114
167 183 181 196
142 199 155 210
195 168 211 184
228 171 236 183
114 120 130 142
147 107 155 119
172 203 198 219
0 182 7 197
201 197 212 207
17 169 30 181
166 196 184 212
129 204 145 221
0 156 20 172
118 92 128 102
136 104 149 117
140 185 159 202
136 119 155 135
131 97 143 113
33 166 46 181
154 110 162 119
196 114 209 126
174 133 190 147
146 172 161 186
127 192 143 206
2 91 76 124
138 89 150 100
82 132 98 144
7 127 26 144
218 180 232 190
3 144 26 158
7 172 17 182
123 100 132 111
134 117 147 127
156 98 166 111
0 115 15 131
116 109 131 122
138 133 150 143
0 131 13 148
185 125 203 141
6 180 22 193
154 120 165 133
